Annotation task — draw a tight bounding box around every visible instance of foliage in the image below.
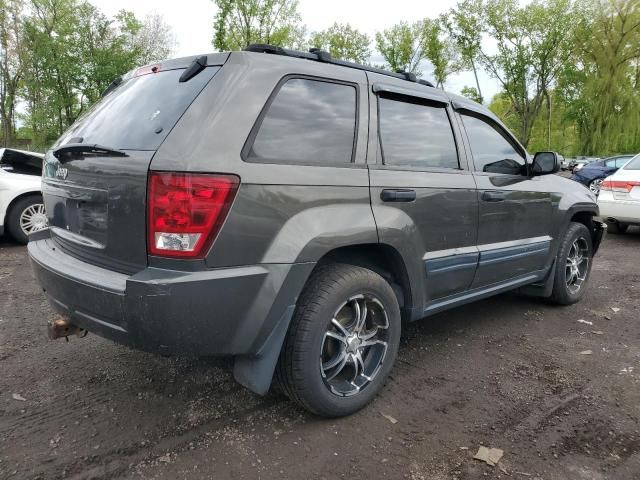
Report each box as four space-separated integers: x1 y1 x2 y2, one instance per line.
475 0 578 148
310 22 370 64
212 0 303 51
422 17 460 88
0 0 174 150
375 21 426 75
443 0 484 101
460 86 482 103
2 0 640 157
560 0 640 155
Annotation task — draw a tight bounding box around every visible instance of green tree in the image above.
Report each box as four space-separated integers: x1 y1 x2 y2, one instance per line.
212 0 303 51
560 0 640 155
476 0 577 148
310 22 370 64
0 0 26 146
20 0 175 149
460 86 482 103
444 0 484 102
375 21 426 75
423 17 460 88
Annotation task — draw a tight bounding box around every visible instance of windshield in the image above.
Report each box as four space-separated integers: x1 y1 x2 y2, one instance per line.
55 67 220 151
623 154 640 170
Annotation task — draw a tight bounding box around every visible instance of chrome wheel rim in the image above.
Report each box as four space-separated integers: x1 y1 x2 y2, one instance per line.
320 294 389 397
565 237 590 294
589 178 603 195
19 203 47 236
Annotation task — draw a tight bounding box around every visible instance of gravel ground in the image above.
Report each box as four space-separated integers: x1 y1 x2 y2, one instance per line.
1 230 639 480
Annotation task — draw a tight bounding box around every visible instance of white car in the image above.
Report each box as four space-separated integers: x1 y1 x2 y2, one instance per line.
598 153 640 234
0 148 47 244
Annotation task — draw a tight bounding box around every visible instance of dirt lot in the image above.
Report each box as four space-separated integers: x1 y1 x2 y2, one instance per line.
1 231 639 480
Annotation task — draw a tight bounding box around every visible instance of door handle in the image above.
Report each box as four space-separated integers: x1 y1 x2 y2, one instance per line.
381 189 416 202
481 191 507 202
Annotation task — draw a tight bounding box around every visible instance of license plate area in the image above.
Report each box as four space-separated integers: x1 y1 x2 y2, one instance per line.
43 181 109 247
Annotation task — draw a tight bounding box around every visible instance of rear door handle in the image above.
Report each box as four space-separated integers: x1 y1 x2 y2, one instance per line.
381 189 416 202
481 191 507 202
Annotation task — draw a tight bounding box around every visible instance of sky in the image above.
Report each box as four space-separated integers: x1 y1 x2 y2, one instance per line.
91 0 501 101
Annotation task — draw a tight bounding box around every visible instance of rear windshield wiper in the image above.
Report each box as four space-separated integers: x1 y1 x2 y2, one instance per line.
101 76 122 97
53 143 129 162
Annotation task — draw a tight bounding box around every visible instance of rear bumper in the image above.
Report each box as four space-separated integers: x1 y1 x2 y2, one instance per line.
598 199 640 225
28 234 313 356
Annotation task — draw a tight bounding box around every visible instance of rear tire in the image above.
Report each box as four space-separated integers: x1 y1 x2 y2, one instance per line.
549 222 593 305
276 263 401 417
588 178 604 195
606 221 628 234
6 195 47 245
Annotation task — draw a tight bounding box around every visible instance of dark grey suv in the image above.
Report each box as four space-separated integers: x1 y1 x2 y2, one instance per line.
29 46 605 417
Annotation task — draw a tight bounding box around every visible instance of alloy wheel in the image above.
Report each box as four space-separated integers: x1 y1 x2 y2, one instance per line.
589 178 604 195
565 237 590 294
320 294 389 397
19 203 47 236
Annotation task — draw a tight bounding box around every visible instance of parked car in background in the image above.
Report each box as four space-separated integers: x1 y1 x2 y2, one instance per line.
598 154 640 233
571 157 599 174
561 156 572 171
571 154 636 194
29 46 605 417
0 148 46 244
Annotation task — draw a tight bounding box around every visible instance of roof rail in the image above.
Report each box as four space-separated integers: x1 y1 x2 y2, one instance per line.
243 44 436 88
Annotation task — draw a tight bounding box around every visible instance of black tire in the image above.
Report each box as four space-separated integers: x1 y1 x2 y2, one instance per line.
276 263 401 417
606 221 628 234
6 194 45 245
549 222 593 305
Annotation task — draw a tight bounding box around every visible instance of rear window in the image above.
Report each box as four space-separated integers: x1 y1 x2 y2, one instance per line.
245 78 357 165
623 154 640 170
55 67 220 151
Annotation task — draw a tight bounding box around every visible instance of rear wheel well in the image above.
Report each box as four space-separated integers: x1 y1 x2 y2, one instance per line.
315 244 413 320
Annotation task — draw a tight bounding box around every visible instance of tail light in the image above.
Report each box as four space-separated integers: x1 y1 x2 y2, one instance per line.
147 172 239 258
600 180 640 192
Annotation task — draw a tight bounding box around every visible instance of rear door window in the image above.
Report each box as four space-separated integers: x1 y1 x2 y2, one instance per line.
378 96 459 169
56 67 220 151
245 78 357 165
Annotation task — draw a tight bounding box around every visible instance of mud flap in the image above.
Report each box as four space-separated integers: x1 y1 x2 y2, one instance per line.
517 258 556 298
592 219 607 254
233 305 295 395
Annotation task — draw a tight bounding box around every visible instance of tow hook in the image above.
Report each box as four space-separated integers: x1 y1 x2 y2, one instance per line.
48 316 87 341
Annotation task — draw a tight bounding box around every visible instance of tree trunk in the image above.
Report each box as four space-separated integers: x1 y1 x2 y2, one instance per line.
471 60 483 103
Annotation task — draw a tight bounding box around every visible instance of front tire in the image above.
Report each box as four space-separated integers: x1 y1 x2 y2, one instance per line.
6 195 47 245
549 222 593 305
276 263 401 417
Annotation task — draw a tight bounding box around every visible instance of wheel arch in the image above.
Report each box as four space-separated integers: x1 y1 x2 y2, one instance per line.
315 243 415 322
568 208 605 255
233 242 417 396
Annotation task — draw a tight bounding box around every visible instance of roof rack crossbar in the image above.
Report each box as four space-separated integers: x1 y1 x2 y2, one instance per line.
243 44 436 88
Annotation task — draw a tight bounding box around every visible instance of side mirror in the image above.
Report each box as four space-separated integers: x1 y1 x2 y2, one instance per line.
532 151 560 175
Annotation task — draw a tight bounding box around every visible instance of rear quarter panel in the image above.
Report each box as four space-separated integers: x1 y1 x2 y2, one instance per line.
150 52 376 268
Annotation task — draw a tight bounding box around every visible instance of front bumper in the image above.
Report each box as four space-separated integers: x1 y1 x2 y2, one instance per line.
28 235 313 356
